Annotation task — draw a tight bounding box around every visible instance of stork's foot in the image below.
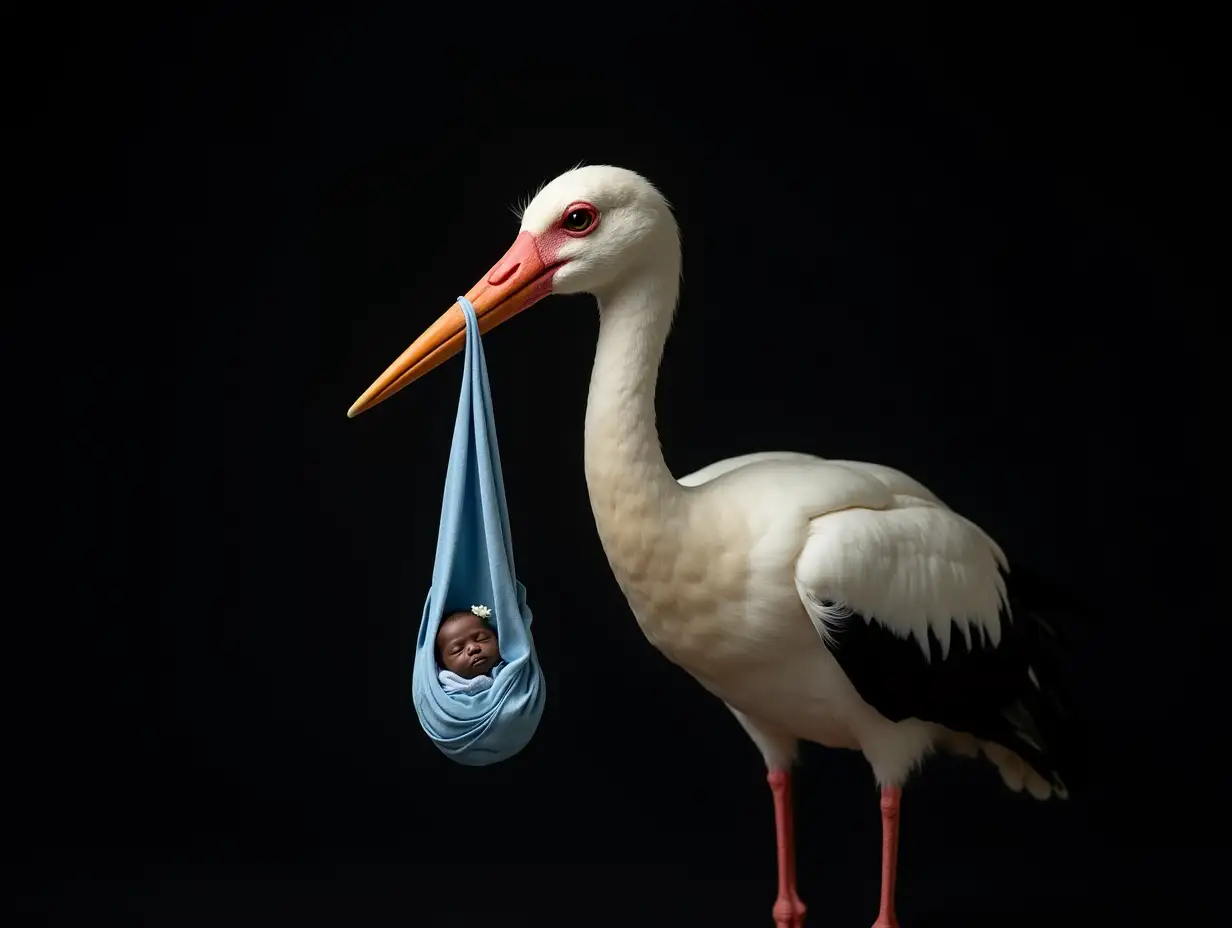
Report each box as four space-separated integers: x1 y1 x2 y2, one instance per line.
773 893 806 928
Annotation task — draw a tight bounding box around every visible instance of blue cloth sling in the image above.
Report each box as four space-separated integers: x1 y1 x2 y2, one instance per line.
411 296 546 766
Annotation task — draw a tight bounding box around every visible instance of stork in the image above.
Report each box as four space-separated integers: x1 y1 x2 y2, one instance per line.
348 166 1080 928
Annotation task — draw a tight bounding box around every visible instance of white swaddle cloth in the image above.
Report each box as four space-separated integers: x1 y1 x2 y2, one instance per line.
439 660 506 696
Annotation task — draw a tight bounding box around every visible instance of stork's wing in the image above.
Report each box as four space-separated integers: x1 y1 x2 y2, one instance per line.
793 498 1068 786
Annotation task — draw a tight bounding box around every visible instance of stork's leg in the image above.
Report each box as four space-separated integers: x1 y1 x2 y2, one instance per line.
767 770 807 928
871 786 902 928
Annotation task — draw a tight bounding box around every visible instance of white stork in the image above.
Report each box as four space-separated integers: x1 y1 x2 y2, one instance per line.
348 166 1080 928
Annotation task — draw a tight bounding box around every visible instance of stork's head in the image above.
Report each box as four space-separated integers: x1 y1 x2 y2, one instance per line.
347 165 676 418
519 165 677 296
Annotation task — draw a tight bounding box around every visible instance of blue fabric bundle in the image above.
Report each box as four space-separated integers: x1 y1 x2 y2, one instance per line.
411 297 546 766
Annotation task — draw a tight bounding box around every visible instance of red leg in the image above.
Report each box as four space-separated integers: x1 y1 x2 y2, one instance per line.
872 786 902 928
767 770 807 928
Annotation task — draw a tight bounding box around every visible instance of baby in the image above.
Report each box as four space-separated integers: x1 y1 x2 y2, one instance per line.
436 604 505 696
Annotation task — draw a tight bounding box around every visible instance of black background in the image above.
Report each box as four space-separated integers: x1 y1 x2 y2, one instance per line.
15 6 1222 927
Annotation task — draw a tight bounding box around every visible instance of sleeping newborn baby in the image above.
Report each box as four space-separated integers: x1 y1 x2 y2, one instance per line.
436 604 505 695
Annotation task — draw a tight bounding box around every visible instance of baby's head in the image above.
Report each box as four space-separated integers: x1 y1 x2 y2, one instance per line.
436 606 501 679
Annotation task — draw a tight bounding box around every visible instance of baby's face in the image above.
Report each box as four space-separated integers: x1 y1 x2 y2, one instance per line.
437 612 501 679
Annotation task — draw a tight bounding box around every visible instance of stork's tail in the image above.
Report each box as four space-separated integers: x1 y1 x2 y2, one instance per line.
979 566 1097 799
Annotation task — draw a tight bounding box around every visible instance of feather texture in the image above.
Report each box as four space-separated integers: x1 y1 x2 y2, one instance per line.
794 498 1077 795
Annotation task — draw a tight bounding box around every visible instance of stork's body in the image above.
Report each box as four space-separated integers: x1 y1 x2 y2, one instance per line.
661 454 953 766
349 165 1078 927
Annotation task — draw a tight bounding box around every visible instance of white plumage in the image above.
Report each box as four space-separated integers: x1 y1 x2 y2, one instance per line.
797 483 1011 656
349 165 1079 928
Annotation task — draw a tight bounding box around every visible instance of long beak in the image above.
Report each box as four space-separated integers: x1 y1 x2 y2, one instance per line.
347 231 559 418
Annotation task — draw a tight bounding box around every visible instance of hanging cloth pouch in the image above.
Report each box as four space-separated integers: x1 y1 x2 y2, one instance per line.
411 297 546 766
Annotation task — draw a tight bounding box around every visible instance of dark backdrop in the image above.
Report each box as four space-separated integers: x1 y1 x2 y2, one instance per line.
15 7 1221 927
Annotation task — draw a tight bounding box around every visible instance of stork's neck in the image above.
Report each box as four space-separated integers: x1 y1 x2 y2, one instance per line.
584 259 683 518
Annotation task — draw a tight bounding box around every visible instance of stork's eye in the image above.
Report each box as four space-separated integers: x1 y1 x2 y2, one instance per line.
560 204 598 235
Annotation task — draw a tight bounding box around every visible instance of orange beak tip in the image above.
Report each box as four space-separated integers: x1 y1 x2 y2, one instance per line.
348 231 552 421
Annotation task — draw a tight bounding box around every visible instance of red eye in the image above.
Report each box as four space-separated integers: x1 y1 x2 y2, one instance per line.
560 203 598 236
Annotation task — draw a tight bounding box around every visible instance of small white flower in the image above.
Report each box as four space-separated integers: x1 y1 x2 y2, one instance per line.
471 604 492 619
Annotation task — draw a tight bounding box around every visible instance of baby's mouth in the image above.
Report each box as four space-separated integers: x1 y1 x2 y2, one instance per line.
470 655 488 668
